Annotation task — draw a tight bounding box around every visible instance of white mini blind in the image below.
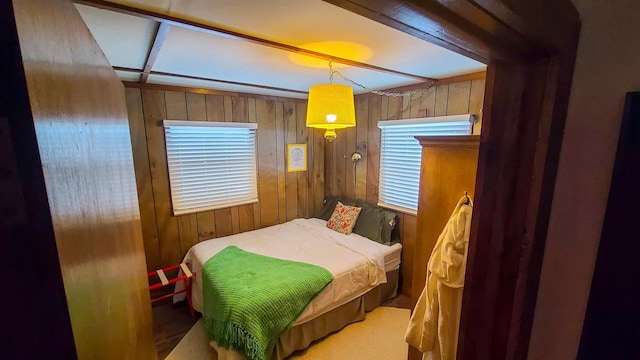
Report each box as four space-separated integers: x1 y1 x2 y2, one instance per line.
377 114 474 214
164 120 258 215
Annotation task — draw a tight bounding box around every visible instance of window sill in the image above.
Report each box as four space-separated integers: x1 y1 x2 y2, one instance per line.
376 202 417 216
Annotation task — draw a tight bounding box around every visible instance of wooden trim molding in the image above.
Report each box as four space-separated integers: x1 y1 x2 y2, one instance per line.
121 81 307 102
116 66 307 95
325 1 580 359
323 1 528 63
122 67 486 100
434 71 487 86
415 135 481 148
140 22 171 83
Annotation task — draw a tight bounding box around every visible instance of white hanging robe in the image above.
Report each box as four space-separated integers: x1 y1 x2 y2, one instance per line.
405 196 473 360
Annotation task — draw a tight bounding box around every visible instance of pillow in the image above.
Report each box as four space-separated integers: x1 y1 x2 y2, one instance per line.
326 201 362 235
381 211 400 245
352 202 384 243
316 197 356 220
353 199 399 245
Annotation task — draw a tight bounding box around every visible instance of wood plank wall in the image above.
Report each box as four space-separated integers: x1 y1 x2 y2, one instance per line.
325 76 485 296
125 87 325 271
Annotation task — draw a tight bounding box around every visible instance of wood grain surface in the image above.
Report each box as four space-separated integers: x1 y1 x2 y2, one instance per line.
9 0 156 358
411 136 480 305
324 77 485 297
5 0 581 359
126 87 324 270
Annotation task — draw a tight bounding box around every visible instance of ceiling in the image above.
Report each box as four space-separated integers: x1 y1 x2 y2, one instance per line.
75 0 486 99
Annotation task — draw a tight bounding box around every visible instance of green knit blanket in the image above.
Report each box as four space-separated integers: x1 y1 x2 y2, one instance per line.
202 246 334 360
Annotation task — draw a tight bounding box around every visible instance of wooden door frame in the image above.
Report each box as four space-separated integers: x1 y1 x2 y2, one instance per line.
325 1 580 359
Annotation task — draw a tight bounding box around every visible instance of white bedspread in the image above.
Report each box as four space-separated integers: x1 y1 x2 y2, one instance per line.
175 218 395 325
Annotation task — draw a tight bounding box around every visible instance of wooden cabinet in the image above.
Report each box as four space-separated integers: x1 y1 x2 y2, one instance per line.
410 136 480 304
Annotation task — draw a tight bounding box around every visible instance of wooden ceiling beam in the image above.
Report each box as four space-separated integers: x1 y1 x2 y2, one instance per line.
74 0 437 82
117 65 485 97
322 0 538 63
140 22 171 83
469 0 580 51
121 82 308 102
114 66 308 95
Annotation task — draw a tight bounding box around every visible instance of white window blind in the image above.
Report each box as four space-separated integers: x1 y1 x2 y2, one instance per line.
164 120 258 215
377 114 474 214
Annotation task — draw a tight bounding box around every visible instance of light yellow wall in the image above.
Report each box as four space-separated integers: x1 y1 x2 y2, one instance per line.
528 1 640 358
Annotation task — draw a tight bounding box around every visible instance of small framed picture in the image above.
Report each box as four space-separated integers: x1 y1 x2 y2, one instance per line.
287 144 307 172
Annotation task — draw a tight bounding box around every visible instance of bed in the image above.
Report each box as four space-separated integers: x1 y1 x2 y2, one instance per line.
175 200 401 360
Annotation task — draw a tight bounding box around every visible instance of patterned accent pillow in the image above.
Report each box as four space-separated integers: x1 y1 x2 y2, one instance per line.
326 201 362 235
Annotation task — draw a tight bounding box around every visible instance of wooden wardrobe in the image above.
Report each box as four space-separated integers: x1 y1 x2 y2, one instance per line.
410 135 480 304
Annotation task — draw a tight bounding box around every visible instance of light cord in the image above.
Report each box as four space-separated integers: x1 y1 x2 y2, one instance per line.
326 60 434 119
327 60 436 97
387 92 423 120
329 60 335 83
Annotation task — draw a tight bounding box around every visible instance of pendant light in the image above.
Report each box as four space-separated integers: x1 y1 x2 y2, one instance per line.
305 61 356 141
306 60 437 141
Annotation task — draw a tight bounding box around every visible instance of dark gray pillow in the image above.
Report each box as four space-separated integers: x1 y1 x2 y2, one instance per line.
352 202 384 243
353 200 398 245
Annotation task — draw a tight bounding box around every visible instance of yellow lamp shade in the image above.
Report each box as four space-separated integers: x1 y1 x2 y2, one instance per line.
306 84 355 140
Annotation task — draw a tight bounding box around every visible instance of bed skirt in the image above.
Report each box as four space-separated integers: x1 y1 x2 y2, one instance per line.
211 269 399 360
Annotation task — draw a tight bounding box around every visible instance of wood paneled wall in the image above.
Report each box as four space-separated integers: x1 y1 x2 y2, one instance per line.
325 76 485 296
126 88 325 270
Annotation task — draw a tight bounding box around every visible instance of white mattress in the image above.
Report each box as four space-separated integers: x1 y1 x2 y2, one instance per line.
384 242 403 272
175 217 402 326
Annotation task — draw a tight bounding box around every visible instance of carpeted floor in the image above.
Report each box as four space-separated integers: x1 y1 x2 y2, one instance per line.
166 306 410 360
154 294 411 359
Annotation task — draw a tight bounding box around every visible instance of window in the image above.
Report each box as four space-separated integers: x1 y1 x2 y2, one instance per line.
164 120 258 215
377 114 474 214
